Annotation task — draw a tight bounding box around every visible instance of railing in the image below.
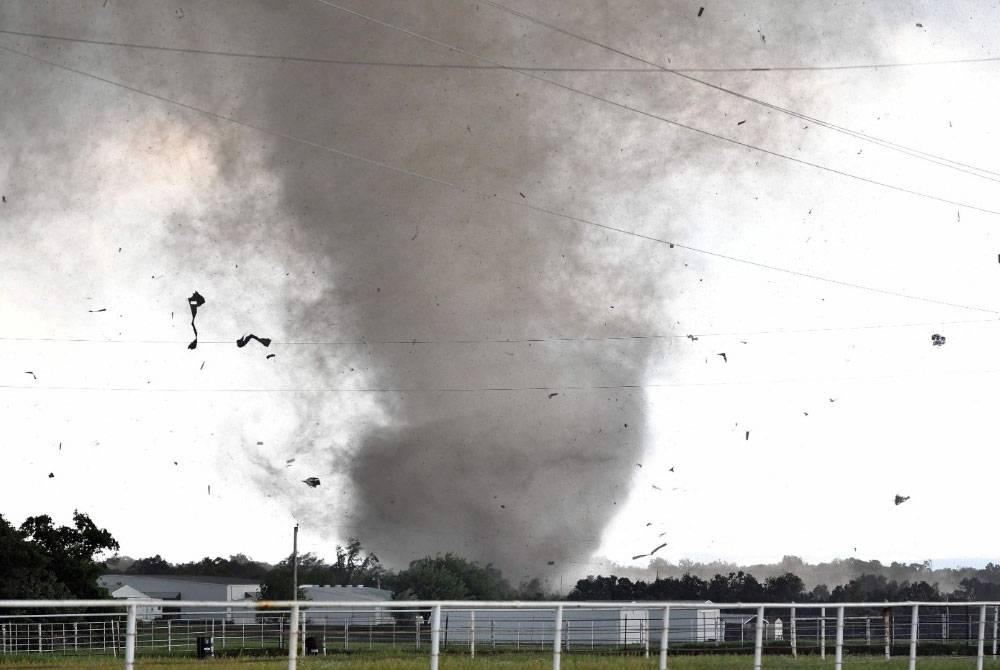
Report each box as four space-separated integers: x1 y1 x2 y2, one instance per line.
0 599 998 669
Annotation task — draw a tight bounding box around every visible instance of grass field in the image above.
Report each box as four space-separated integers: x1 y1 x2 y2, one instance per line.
0 653 993 669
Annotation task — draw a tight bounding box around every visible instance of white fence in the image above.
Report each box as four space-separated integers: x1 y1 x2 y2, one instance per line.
0 599 998 670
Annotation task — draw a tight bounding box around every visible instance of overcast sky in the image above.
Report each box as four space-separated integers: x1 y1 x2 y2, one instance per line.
2 1 999 587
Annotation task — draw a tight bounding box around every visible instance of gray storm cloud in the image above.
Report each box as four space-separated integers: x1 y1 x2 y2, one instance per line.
2 0 910 574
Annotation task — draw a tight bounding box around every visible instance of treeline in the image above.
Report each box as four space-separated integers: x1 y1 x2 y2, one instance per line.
568 570 1000 603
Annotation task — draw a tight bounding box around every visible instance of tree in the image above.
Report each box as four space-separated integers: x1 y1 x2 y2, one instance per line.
763 573 806 602
259 553 327 600
0 511 118 599
389 554 513 601
124 555 174 575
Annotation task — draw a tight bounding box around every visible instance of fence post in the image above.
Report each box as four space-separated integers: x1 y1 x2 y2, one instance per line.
470 610 476 658
288 604 299 670
553 605 563 670
347 616 351 651
753 606 765 670
908 604 919 670
658 607 670 670
820 606 826 659
124 604 137 670
74 622 78 652
993 606 998 657
414 615 418 651
834 606 844 670
790 606 796 658
977 604 987 670
430 605 442 670
884 607 891 659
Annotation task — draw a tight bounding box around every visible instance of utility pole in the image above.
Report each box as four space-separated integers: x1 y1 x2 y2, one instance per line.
292 524 299 600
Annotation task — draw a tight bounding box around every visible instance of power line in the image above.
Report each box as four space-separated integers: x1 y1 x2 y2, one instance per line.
314 0 1000 214
480 1 1000 184
0 317 996 347
1 47 996 317
3 28 999 74
4 365 1000 394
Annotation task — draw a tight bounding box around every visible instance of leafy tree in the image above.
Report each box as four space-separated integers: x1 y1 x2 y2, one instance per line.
259 552 327 600
0 511 118 599
388 554 513 600
124 554 174 575
763 573 806 602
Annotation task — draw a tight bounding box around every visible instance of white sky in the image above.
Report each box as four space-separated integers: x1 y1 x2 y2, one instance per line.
2 0 999 584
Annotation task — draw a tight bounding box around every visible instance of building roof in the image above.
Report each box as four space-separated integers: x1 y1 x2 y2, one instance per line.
301 585 393 602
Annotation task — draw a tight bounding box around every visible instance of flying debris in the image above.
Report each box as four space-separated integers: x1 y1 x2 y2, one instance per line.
237 334 272 348
635 463 643 468
548 392 559 399
737 121 746 126
717 353 727 362
547 560 555 565
894 494 910 505
286 458 295 466
187 291 205 350
931 333 946 347
652 485 662 491
697 6 704 16
631 553 649 560
745 430 749 441
669 466 674 472
266 354 276 359
649 542 667 556
47 473 54 478
25 371 36 379
645 522 652 526
499 504 507 509
302 477 321 488
207 485 211 495
88 308 107 313
686 334 698 341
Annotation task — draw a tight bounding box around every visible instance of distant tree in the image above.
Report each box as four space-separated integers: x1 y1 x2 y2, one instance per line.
515 577 556 600
259 553 327 600
763 573 806 602
1 511 118 599
322 538 384 587
389 554 513 600
125 555 174 575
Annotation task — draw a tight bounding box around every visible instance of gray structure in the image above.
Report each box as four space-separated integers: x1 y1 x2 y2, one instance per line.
438 602 721 647
299 585 394 625
98 575 260 623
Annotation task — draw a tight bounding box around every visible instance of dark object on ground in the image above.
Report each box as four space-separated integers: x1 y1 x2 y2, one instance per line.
302 477 321 488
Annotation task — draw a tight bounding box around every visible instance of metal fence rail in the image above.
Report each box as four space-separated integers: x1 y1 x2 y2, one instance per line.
0 599 998 670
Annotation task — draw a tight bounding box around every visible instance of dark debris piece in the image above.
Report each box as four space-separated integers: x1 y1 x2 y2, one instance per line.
88 308 107 313
686 334 698 341
698 6 704 16
931 333 946 346
717 352 727 362
25 371 36 379
650 542 667 555
894 494 910 505
187 291 205 350
48 472 54 478
237 334 272 348
669 466 674 472
266 353 276 359
631 552 649 560
745 430 749 440
916 22 923 27
547 560 555 565
548 392 558 398
302 477 321 488
737 120 746 126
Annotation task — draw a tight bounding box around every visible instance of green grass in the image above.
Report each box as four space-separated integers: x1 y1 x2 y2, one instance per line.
0 652 995 669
